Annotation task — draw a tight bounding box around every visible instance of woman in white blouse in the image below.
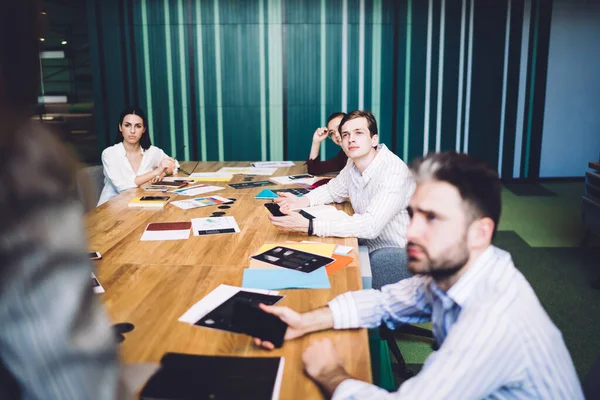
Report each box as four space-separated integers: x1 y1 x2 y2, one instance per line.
97 107 178 205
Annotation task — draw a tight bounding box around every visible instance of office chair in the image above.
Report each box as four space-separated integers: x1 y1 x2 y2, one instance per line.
76 165 105 212
369 248 434 381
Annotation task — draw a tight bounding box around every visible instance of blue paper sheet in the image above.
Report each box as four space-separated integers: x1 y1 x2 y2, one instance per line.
255 189 278 199
242 267 330 290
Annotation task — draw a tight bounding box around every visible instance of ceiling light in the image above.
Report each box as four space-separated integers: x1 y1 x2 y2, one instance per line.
61 40 67 45
39 38 45 42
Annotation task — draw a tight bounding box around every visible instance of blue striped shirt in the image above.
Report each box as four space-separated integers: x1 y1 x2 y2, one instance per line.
328 246 584 399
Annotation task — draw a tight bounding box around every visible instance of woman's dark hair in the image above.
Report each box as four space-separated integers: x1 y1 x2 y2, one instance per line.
326 112 346 125
114 106 152 150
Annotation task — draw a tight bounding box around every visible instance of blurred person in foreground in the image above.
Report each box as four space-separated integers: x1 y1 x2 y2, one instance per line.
256 152 583 399
0 2 124 398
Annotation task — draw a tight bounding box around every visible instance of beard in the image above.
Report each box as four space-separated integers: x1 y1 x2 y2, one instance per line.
407 240 469 280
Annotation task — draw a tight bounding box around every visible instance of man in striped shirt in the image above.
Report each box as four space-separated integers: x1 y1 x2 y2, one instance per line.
270 110 415 284
257 152 583 399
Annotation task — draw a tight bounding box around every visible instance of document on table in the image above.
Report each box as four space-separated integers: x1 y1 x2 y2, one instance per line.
251 161 295 168
171 185 224 196
191 216 241 236
171 196 233 210
140 222 192 241
217 167 278 176
188 172 234 182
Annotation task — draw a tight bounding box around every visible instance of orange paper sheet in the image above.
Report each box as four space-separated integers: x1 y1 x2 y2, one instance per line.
325 254 354 276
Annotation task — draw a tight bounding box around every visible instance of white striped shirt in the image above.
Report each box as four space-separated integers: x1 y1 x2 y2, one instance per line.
328 246 584 399
305 144 415 252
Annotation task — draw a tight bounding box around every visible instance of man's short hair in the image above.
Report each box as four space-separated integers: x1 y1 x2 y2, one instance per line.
410 152 502 238
339 110 378 138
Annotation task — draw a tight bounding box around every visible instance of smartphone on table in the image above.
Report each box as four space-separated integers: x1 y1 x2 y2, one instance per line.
264 202 286 217
288 174 314 180
89 251 102 260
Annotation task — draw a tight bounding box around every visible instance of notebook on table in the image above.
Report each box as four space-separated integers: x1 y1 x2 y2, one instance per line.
140 353 285 400
128 195 171 208
151 180 188 189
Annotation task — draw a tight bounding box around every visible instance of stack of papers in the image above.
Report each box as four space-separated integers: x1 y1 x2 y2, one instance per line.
218 167 278 176
171 185 224 196
171 196 233 210
251 161 295 168
242 242 353 291
191 216 240 236
140 222 192 241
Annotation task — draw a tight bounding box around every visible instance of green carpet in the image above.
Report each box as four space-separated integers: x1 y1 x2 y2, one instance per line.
391 182 600 386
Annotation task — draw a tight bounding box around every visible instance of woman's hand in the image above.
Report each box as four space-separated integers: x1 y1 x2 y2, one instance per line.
160 157 176 171
312 127 329 144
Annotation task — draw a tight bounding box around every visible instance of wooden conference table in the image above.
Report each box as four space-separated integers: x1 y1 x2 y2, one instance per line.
86 161 371 399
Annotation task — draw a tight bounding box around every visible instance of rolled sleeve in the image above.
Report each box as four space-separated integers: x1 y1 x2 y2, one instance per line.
332 379 395 400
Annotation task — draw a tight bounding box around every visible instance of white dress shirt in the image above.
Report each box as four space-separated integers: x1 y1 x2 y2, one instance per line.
304 144 415 252
97 142 178 205
328 246 584 399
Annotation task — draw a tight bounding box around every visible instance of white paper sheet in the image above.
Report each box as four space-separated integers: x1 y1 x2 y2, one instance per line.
334 245 354 255
251 161 295 168
189 172 234 180
178 284 280 324
269 175 318 185
191 216 241 236
217 167 278 176
171 196 232 210
171 185 224 196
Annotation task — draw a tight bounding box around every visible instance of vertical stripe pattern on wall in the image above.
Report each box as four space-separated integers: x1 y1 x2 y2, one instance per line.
341 0 348 112
358 0 365 110
463 0 474 153
423 0 433 155
455 0 466 152
403 0 412 162
435 0 445 152
371 0 382 125
213 0 224 161
268 0 283 161
514 0 531 178
164 0 177 154
85 0 556 177
140 0 154 143
319 0 327 161
259 0 267 161
195 0 207 161
498 0 512 177
177 0 190 161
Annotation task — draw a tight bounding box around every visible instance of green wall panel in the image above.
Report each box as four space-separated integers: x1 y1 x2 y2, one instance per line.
86 0 552 178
